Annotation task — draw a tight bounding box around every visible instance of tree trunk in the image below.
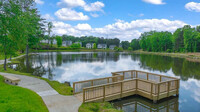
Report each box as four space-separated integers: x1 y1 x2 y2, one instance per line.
26 44 29 72
4 56 7 71
10 55 12 60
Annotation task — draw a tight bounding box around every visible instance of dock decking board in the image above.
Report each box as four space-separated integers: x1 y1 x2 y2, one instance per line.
73 70 180 103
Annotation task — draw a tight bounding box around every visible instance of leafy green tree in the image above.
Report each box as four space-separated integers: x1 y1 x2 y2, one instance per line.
121 41 130 50
56 36 62 47
93 43 97 49
128 47 132 51
130 39 140 50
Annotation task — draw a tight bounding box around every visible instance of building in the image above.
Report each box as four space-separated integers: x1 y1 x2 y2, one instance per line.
119 44 122 48
75 42 82 47
52 39 57 45
40 39 48 44
86 43 94 49
109 45 116 50
62 40 72 47
97 44 107 49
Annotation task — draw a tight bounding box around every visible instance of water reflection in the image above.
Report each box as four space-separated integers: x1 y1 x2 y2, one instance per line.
112 96 179 112
11 52 200 111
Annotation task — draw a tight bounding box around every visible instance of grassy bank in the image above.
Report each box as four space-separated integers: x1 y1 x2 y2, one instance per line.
0 52 25 60
132 50 200 62
0 64 73 95
79 102 122 112
0 75 48 112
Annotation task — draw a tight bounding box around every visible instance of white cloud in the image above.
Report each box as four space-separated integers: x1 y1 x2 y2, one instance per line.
51 19 187 41
57 0 104 12
55 8 89 21
90 13 99 18
142 0 165 5
42 14 54 21
57 0 86 8
76 24 92 30
185 2 200 12
35 0 44 5
83 1 105 12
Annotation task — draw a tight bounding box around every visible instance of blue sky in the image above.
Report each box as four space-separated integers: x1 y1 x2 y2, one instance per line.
35 0 200 41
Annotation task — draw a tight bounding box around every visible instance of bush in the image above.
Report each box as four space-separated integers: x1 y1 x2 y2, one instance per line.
128 47 132 51
114 47 123 52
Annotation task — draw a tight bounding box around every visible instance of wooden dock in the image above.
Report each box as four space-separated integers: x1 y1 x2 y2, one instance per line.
73 70 180 103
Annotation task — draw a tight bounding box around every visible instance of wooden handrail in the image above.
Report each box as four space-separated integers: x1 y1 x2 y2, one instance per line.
73 75 123 84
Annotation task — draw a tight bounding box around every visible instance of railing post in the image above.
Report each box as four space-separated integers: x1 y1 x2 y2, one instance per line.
160 76 162 82
157 84 160 100
176 80 180 95
167 82 170 97
151 83 153 98
91 80 93 86
123 72 125 80
83 89 85 103
73 83 75 95
136 79 138 91
103 86 105 102
136 71 138 78
131 71 133 79
107 78 109 83
121 82 123 98
147 73 149 80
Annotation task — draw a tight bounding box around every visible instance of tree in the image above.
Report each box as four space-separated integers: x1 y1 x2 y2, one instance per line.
47 22 53 48
130 39 140 50
93 43 97 49
56 36 62 47
121 41 130 50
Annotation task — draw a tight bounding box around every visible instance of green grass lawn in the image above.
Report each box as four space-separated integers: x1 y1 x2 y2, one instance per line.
0 75 48 112
0 65 73 95
0 52 25 60
79 102 122 112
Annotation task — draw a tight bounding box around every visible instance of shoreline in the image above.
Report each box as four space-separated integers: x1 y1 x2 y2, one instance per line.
132 50 200 62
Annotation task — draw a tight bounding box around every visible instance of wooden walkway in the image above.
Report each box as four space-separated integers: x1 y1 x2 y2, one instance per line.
73 70 180 103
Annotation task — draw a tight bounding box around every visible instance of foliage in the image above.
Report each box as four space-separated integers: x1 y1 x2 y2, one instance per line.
121 41 130 50
128 47 132 51
0 0 45 70
114 47 123 52
70 43 81 49
0 75 48 112
79 102 122 112
56 36 62 47
130 39 140 50
62 35 120 47
93 43 97 49
137 25 200 53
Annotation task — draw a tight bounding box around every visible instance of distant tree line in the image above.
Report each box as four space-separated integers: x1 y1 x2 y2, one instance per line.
121 25 200 52
61 35 120 47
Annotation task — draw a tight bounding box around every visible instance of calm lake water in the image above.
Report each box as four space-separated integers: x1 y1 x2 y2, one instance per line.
12 52 200 112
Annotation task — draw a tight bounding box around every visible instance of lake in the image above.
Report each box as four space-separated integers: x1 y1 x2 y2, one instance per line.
12 52 200 112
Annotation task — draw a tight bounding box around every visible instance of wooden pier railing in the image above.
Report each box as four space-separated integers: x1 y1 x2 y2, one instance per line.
73 70 180 103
